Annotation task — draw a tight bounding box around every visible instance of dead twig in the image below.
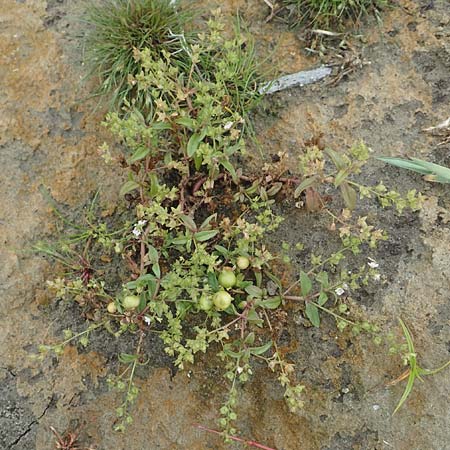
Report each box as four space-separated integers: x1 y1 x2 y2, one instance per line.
262 0 276 22
423 116 450 146
385 369 411 387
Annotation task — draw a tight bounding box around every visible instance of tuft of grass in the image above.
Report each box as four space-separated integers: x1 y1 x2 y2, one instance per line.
392 319 450 414
282 0 389 30
83 0 192 109
83 3 266 121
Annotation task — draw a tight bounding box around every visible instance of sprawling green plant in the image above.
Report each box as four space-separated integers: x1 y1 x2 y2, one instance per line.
282 0 388 29
84 3 264 118
36 7 435 446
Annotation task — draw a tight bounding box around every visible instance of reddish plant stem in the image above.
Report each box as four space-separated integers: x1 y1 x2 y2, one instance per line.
193 424 276 450
191 172 302 197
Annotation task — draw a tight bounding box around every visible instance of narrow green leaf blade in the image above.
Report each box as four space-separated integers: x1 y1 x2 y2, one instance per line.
325 148 347 169
120 180 139 196
187 130 206 157
260 296 282 309
250 340 273 356
220 159 238 182
377 157 431 175
128 146 150 163
194 230 219 242
294 176 318 198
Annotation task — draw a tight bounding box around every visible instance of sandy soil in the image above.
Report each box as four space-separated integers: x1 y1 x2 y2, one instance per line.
1 0 449 449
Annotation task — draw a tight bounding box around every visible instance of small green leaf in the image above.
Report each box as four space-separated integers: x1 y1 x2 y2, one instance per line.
136 274 156 283
119 353 138 364
247 308 263 327
128 146 150 163
194 153 203 171
151 122 171 131
207 272 219 290
267 182 283 197
316 271 329 288
199 213 217 231
187 130 206 157
340 182 357 210
318 291 328 306
147 245 158 263
294 176 318 198
152 263 161 279
305 302 320 327
119 180 139 196
149 172 159 198
255 271 262 287
260 296 282 309
223 347 243 358
175 117 195 129
171 236 189 245
300 271 312 296
244 332 255 345
180 214 197 231
245 285 263 298
334 168 350 187
325 148 347 169
250 340 273 356
214 245 229 256
220 159 238 182
194 230 219 242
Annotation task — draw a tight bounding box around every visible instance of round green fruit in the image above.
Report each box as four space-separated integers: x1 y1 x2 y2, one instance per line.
213 290 233 311
218 268 236 289
122 295 140 310
198 296 213 311
237 300 247 310
236 256 250 270
107 302 117 314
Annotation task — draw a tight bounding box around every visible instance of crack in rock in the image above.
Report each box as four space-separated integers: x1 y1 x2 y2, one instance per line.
8 396 54 450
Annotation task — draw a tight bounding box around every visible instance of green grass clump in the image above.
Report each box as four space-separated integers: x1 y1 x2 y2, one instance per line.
283 0 388 29
84 0 192 109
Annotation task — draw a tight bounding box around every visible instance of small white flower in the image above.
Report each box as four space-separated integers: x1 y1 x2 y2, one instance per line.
143 316 151 325
367 257 379 269
335 287 345 296
224 121 233 130
373 273 381 282
132 220 147 238
237 366 244 374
